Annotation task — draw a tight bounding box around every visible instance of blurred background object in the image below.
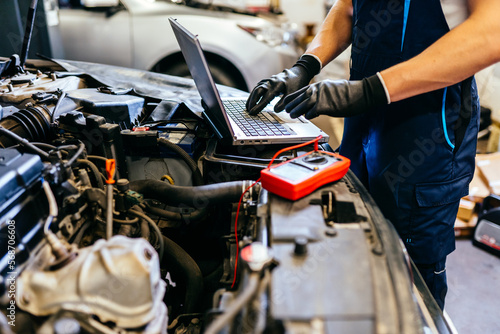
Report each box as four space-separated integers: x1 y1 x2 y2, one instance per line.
0 0 64 60
54 0 301 91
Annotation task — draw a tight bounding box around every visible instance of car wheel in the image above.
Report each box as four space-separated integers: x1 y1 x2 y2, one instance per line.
152 54 248 91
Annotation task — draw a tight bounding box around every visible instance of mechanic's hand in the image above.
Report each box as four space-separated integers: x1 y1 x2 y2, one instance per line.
246 55 321 115
283 74 389 119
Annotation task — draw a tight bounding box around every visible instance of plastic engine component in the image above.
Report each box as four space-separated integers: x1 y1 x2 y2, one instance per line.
0 149 45 288
66 88 144 128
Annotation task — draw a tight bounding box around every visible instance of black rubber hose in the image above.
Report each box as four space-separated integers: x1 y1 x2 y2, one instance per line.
161 236 203 314
0 125 49 158
0 106 51 146
31 143 69 157
129 180 252 208
87 155 108 163
129 209 164 262
157 137 203 186
64 141 85 168
143 203 207 223
76 159 105 189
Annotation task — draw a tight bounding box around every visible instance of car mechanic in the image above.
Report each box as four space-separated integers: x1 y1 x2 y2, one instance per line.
245 0 500 310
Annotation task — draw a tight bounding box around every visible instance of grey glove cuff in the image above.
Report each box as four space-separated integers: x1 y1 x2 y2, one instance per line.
293 54 322 80
376 72 391 104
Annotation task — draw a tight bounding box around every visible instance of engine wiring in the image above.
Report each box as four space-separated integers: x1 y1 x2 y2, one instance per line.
42 178 58 235
231 135 323 289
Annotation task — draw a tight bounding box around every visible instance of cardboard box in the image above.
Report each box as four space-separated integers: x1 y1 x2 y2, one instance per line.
476 153 500 195
454 214 478 239
486 123 500 153
457 198 476 221
466 168 490 203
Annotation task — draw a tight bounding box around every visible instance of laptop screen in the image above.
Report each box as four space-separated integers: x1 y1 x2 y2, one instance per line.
169 17 234 139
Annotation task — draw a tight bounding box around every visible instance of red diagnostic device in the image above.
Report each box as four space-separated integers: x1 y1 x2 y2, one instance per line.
260 151 351 201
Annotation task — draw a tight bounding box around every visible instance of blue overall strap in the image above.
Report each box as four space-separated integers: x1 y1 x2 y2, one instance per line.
401 0 411 52
441 87 455 150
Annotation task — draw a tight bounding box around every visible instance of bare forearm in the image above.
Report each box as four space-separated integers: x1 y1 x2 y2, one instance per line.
305 0 353 66
381 0 500 102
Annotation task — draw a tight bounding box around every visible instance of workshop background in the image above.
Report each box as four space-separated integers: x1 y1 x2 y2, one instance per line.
1 0 499 332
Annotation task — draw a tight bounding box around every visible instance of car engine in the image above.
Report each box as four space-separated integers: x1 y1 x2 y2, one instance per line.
0 56 267 332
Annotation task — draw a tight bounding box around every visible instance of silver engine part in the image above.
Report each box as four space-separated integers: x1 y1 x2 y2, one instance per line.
16 236 167 333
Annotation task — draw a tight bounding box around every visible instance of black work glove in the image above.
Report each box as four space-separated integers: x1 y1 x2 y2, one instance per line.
283 74 389 119
246 54 321 115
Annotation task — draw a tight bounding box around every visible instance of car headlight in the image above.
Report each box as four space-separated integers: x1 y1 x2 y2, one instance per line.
237 23 298 47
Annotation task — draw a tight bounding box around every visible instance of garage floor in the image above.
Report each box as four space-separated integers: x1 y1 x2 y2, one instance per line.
446 239 500 333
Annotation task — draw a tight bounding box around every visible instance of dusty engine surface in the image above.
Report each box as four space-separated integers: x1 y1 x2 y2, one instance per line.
0 55 447 334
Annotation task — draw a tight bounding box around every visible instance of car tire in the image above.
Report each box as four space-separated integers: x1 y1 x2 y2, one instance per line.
154 58 247 91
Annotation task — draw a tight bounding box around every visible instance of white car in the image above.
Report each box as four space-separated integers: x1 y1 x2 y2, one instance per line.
57 0 301 91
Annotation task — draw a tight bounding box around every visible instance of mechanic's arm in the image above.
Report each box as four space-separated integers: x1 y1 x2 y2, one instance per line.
302 0 353 67
382 0 500 102
284 0 500 119
246 0 353 115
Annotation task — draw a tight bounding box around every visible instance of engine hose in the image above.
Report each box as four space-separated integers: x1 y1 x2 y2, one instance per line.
140 217 150 240
87 155 108 163
0 125 49 158
143 203 207 223
42 180 58 235
157 137 203 186
76 159 105 189
31 142 56 151
64 141 85 168
113 217 139 225
128 209 164 261
0 106 52 147
129 179 254 208
160 236 203 314
204 273 260 334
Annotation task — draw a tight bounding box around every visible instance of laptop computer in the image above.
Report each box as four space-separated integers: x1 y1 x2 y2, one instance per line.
169 17 329 146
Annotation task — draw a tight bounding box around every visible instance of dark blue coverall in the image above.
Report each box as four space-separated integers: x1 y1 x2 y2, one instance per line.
339 0 480 309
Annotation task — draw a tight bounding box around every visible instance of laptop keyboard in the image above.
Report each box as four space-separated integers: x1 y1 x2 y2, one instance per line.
223 100 291 137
